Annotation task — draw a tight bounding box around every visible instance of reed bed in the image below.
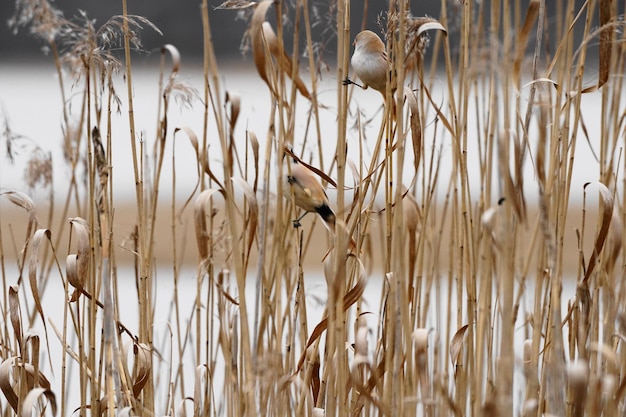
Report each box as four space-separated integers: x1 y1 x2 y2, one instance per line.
1 0 626 416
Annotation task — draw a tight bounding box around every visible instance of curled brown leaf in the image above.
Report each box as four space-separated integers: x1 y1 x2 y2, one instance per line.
21 387 57 417
194 189 221 261
28 229 52 329
450 324 469 368
231 177 258 270
582 182 614 283
131 343 151 398
67 217 90 297
250 0 277 97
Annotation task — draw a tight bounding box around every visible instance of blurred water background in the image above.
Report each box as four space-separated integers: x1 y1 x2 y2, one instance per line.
1 0 622 205
0 58 619 204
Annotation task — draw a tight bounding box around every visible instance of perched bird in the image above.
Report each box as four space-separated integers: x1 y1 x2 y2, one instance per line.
343 30 392 97
283 161 335 229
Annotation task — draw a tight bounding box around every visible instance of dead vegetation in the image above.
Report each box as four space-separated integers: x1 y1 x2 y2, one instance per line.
2 0 626 416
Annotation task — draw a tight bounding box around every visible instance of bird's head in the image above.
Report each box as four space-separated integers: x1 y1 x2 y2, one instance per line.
354 30 385 53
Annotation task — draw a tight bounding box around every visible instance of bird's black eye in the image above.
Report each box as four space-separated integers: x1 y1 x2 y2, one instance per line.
287 175 296 184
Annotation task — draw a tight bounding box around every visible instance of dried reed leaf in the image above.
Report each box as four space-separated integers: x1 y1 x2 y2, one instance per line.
342 268 367 309
215 0 257 9
394 14 446 68
0 357 19 412
131 343 151 398
48 320 91 377
65 255 80 302
67 217 90 296
248 131 259 161
1 190 36 213
298 321 330 370
403 192 420 238
250 0 277 97
203 157 227 191
582 182 613 283
194 189 221 260
311 357 321 405
25 332 40 361
175 126 226 191
175 126 199 157
415 20 446 37
9 286 22 350
512 135 527 222
403 191 420 297
512 0 540 87
521 78 559 91
589 342 619 373
498 132 524 220
21 387 57 417
226 91 241 134
605 204 623 273
404 88 422 173
248 131 260 190
231 316 239 369
323 250 334 283
569 83 601 96
578 112 600 164
21 342 51 391
215 272 240 305
416 76 454 136
1 190 38 239
535 103 548 187
161 44 181 74
261 22 311 99
98 394 111 416
545 5 587 78
348 360 391 416
25 364 51 392
173 126 206 216
28 229 51 329
350 355 389 417
92 127 108 187
231 177 258 262
297 264 367 371
598 0 613 88
449 324 469 368
0 357 52 415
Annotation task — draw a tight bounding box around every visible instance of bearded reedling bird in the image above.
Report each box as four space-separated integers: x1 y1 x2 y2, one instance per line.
343 30 392 97
284 161 336 229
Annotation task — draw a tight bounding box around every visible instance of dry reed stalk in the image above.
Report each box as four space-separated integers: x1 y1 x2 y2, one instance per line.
118 0 154 412
198 7 219 396
206 4 257 416
300 0 326 173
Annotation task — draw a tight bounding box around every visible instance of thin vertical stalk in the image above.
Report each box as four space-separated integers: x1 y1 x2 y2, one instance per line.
120 0 153 411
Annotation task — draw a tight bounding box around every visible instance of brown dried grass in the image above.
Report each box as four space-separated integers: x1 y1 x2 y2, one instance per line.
2 0 626 416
